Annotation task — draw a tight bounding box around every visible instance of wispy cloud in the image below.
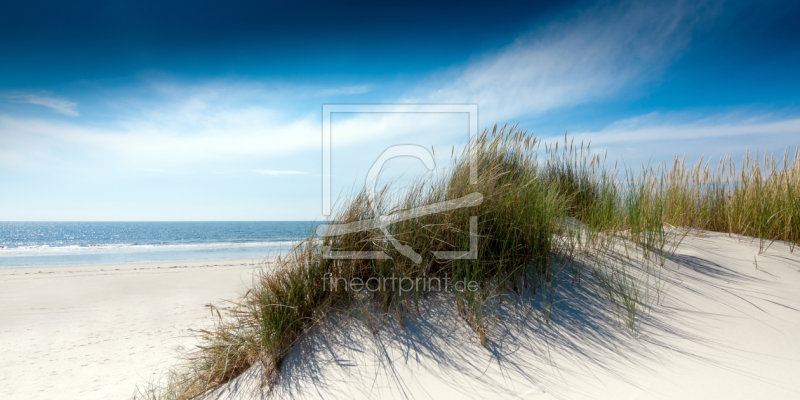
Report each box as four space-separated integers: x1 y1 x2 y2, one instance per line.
7 92 79 116
570 113 800 145
0 82 467 169
253 169 309 176
411 1 718 122
544 111 800 164
0 112 320 169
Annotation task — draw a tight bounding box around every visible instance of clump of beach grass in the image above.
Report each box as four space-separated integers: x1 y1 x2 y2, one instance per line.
135 125 800 399
661 148 800 253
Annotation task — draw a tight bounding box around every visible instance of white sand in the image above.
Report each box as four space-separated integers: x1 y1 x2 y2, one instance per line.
3 233 800 400
0 258 267 400
211 232 800 400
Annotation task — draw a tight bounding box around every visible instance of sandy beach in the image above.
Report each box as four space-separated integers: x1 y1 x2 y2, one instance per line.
0 258 268 400
2 233 800 400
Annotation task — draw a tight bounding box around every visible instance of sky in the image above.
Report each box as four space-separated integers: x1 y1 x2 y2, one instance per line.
1 0 799 221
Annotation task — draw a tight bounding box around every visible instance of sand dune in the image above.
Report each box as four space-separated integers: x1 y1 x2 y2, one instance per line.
210 232 800 399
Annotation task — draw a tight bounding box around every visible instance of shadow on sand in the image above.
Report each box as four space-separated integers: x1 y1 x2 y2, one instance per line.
207 236 800 399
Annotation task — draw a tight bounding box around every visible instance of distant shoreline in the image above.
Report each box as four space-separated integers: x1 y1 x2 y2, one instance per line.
0 221 318 268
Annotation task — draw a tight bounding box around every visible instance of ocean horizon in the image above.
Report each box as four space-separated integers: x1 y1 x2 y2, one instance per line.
0 221 320 268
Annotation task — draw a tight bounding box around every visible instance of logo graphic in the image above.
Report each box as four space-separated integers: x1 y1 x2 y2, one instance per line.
317 104 480 263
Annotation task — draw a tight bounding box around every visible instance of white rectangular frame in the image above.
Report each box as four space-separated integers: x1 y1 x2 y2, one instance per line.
321 104 479 215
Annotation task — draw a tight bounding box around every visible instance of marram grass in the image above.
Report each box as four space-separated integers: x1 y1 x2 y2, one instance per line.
135 125 800 399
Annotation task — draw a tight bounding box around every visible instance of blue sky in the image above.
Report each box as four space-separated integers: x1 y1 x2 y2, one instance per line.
1 0 799 221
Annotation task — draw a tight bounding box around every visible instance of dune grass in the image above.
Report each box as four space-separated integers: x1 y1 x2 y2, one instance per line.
135 125 800 399
661 148 800 253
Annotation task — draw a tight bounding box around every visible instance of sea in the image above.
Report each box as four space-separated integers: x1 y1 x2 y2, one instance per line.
0 221 320 268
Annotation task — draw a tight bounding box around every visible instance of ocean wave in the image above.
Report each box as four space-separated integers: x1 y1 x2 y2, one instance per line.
0 240 301 256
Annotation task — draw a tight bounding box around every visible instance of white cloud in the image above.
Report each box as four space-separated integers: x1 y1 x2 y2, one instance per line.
7 93 79 116
0 109 469 169
0 83 475 169
533 111 800 166
253 169 309 176
0 112 320 169
411 0 718 122
570 113 800 145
